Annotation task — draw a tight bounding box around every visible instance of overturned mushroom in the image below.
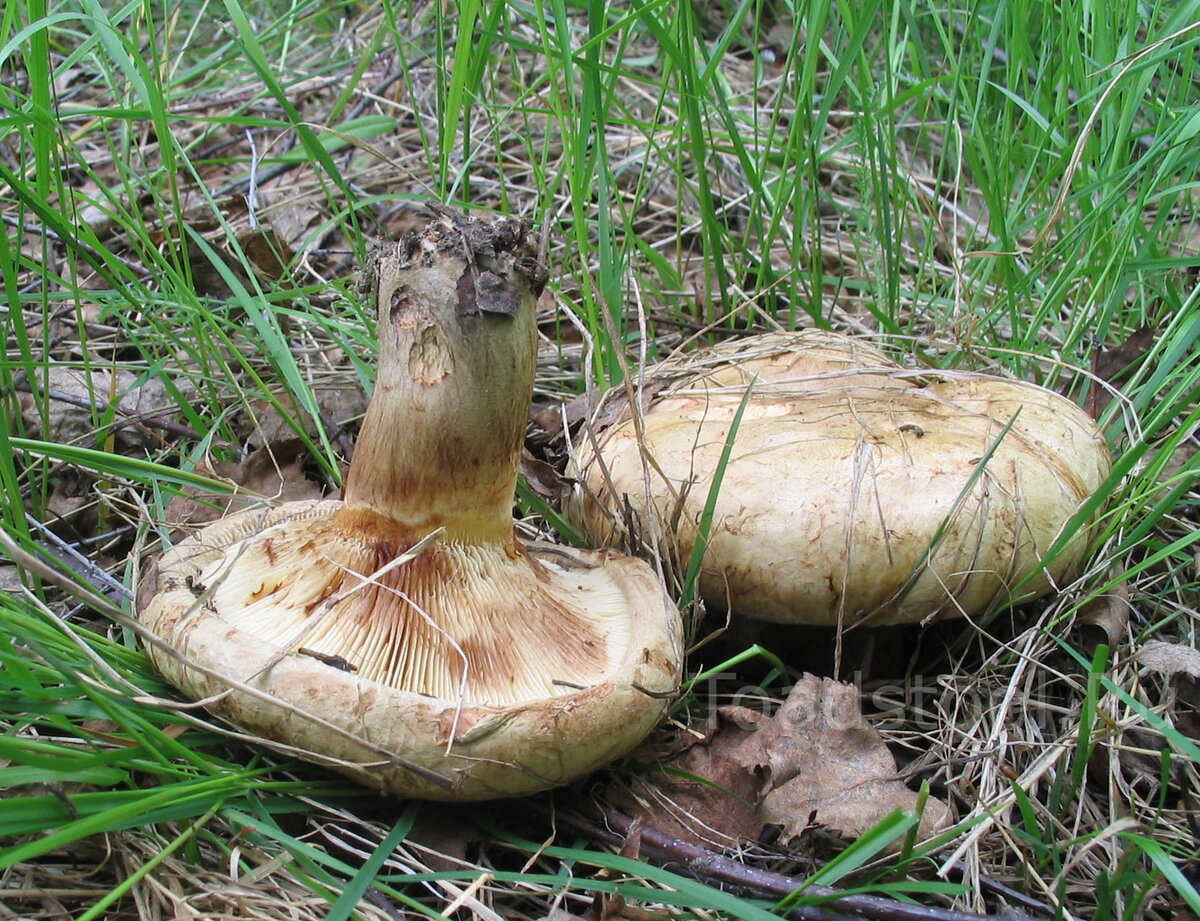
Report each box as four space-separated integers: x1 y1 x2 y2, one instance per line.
139 211 682 800
567 330 1110 626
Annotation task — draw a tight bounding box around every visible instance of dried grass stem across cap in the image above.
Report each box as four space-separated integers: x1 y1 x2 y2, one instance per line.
139 211 682 799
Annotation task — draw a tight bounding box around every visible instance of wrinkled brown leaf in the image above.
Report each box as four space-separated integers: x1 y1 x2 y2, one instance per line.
402 803 489 873
1094 327 1156 382
532 392 595 442
622 675 950 850
256 198 325 254
755 676 952 842
1133 641 1200 742
0 564 23 593
1073 582 1133 653
238 384 367 451
161 438 327 533
520 449 569 499
237 227 295 283
1134 641 1200 679
533 376 677 444
586 894 667 921
537 911 584 921
18 365 175 449
617 709 768 848
1087 327 1156 417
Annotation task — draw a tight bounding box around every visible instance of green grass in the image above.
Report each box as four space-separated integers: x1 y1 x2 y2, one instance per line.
2 0 1199 917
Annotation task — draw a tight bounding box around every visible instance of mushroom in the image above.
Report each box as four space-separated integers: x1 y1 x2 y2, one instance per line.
139 211 682 800
567 330 1110 626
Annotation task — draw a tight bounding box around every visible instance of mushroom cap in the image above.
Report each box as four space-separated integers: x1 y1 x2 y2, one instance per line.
140 500 682 799
568 330 1111 626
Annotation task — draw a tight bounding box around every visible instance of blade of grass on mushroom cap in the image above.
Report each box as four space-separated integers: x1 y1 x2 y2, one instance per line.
881 411 1025 619
679 378 755 609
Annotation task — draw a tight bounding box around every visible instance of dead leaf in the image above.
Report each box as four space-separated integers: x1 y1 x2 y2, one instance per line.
0 565 23 593
238 384 366 451
622 675 950 851
1086 327 1156 417
1094 327 1156 382
520 450 569 499
1155 440 1198 487
19 365 175 449
617 709 768 848
754 677 952 843
403 803 488 872
532 392 594 442
586 894 667 921
1134 641 1200 679
1133 641 1200 743
161 438 327 533
237 227 295 283
1073 582 1133 653
532 376 677 445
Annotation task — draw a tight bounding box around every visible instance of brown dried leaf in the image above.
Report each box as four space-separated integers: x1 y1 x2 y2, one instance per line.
1132 641 1200 742
533 376 677 445
1134 641 1200 679
19 365 175 449
403 803 488 872
259 201 324 253
0 564 23 593
1073 582 1133 653
238 385 367 451
587 894 667 921
1087 327 1157 417
622 675 950 850
532 392 594 442
161 439 326 532
616 709 767 848
1094 327 1156 382
755 676 952 843
237 228 295 283
520 449 568 499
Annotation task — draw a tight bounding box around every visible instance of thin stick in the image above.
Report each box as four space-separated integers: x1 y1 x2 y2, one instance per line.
541 805 1036 921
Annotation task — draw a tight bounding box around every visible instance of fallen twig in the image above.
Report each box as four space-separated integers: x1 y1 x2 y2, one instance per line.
538 804 1037 921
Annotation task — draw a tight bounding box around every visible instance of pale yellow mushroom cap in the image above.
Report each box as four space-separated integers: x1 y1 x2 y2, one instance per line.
568 330 1111 626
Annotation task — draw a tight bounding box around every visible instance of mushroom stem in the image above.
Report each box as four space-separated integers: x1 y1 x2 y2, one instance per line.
341 212 545 545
